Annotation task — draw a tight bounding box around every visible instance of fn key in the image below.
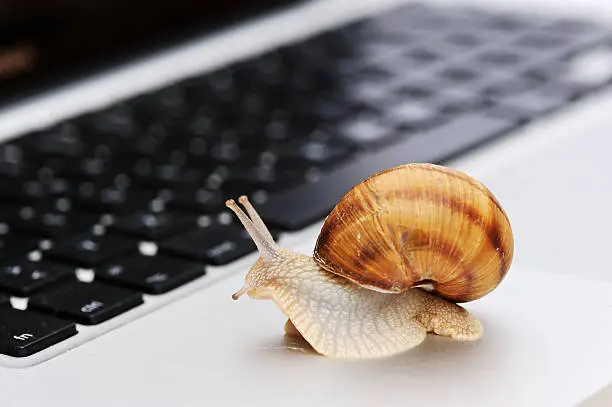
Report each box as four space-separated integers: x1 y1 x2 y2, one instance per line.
29 281 143 325
0 307 77 357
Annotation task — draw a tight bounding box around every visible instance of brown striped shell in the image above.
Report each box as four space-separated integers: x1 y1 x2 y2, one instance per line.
313 163 514 303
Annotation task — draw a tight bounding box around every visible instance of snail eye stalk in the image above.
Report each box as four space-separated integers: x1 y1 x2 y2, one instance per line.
225 196 277 263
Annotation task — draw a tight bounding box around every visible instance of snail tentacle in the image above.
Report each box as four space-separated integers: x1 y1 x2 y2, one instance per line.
225 197 278 263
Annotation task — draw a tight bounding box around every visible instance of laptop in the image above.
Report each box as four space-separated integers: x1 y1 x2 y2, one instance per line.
1 0 612 405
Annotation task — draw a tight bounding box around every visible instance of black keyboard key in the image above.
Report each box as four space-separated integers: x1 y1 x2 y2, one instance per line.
0 234 39 261
0 261 73 296
402 45 447 67
258 113 518 230
210 140 244 165
0 144 30 179
0 294 8 305
544 18 605 36
24 123 85 158
386 101 441 129
87 104 137 141
482 76 543 97
344 78 396 107
29 281 143 325
512 31 592 56
491 87 573 117
45 234 138 268
525 64 581 90
166 189 225 214
276 140 355 169
77 157 110 177
0 205 21 224
160 224 273 265
0 179 62 204
97 255 205 294
476 48 529 68
311 96 360 122
53 156 125 182
131 85 189 123
132 161 205 189
109 212 197 241
73 184 155 215
437 66 481 85
123 123 170 157
222 168 301 195
0 307 77 357
336 112 395 147
485 105 533 122
0 180 27 202
12 208 100 239
432 88 483 115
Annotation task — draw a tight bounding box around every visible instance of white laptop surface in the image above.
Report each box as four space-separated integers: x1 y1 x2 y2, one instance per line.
1 0 612 406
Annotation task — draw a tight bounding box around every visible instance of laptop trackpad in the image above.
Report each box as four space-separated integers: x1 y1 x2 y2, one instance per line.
452 102 612 283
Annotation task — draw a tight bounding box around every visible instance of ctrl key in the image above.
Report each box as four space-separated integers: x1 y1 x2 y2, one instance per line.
0 307 77 357
29 281 143 325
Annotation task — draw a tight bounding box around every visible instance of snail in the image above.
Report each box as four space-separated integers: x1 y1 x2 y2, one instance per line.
225 162 514 359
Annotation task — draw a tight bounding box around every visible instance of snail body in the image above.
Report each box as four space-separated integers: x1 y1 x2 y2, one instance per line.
226 163 514 359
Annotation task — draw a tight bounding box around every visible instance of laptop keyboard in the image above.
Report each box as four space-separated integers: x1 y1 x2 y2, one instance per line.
1 2 612 359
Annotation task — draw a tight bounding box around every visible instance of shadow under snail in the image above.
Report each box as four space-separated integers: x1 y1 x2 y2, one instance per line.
225 163 514 359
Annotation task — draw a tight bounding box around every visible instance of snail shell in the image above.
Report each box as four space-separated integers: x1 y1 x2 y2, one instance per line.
313 163 514 302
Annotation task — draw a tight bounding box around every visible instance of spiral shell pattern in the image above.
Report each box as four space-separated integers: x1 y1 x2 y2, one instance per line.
313 163 514 302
